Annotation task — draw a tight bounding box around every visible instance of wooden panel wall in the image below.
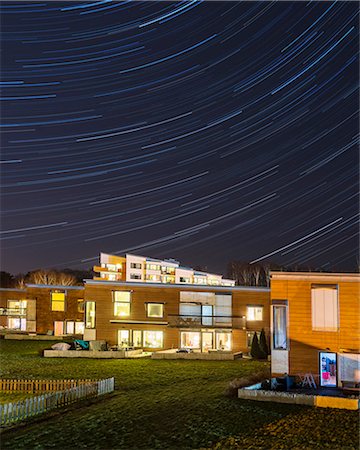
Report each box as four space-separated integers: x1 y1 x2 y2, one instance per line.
271 277 360 376
85 283 270 349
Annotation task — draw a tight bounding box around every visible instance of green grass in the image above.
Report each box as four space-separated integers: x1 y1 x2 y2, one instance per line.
0 340 358 450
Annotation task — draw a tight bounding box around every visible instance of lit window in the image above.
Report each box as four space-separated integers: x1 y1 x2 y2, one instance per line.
118 330 130 348
130 262 142 269
216 332 231 350
114 291 131 317
51 291 65 312
133 330 142 347
146 263 161 271
147 303 164 318
77 300 84 313
181 331 200 349
143 331 163 348
85 301 95 329
247 306 263 321
66 321 75 335
75 322 84 334
312 286 338 331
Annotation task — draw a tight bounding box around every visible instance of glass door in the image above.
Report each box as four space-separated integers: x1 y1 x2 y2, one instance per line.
202 305 213 326
201 332 213 352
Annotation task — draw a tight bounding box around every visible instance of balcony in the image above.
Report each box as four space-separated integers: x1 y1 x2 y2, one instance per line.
93 265 122 273
0 307 26 317
168 315 246 329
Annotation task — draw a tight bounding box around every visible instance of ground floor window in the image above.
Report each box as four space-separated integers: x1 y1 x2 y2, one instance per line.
180 331 232 351
7 317 26 331
181 331 201 349
216 332 231 351
54 321 64 336
75 322 84 335
117 330 164 349
66 321 75 335
133 330 142 347
118 330 131 348
143 331 163 348
320 352 337 387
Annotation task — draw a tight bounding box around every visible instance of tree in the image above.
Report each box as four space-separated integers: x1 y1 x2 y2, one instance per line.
27 270 76 286
250 332 265 359
259 328 269 357
0 271 14 288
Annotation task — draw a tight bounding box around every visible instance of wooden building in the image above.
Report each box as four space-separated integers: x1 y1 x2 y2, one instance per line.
270 272 360 386
0 284 85 336
83 279 270 353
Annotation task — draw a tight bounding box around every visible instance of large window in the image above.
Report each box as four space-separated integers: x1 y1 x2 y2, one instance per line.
113 291 131 317
85 301 96 329
8 318 26 331
77 299 84 313
216 332 231 351
273 305 287 350
147 303 164 318
214 294 232 325
75 322 84 334
247 306 263 321
66 321 75 335
181 331 201 349
133 330 143 347
118 330 130 348
130 274 142 280
143 331 163 348
312 286 338 331
130 262 142 269
51 291 65 312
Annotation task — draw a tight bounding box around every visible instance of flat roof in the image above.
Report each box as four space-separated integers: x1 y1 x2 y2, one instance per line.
84 279 269 292
270 271 360 282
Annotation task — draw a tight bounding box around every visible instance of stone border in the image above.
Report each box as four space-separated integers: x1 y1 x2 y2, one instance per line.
238 385 359 410
44 349 144 359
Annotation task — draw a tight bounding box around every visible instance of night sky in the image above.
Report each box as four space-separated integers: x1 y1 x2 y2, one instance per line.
1 1 359 275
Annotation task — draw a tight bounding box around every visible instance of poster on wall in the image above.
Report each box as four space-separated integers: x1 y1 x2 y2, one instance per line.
319 352 337 387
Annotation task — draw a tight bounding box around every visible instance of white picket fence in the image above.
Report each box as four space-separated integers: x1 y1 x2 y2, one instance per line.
0 377 114 426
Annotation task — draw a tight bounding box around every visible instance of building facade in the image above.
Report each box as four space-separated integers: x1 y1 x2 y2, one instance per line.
270 272 360 386
83 279 270 352
0 284 85 336
94 252 236 286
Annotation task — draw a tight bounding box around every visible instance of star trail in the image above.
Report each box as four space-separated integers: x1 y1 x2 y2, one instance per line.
1 1 359 274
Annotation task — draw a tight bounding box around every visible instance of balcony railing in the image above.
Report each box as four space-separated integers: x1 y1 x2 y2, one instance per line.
168 315 246 329
0 308 26 317
93 265 122 273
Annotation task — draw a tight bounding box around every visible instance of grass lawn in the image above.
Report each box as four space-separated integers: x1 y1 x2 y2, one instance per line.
0 340 358 449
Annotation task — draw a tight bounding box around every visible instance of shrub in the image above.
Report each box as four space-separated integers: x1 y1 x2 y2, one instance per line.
250 332 266 359
226 369 270 397
259 328 269 357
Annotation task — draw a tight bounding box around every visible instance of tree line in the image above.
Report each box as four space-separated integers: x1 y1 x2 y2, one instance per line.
0 268 94 288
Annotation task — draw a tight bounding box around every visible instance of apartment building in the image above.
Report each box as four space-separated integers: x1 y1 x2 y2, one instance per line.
0 284 85 336
83 281 270 352
270 272 360 386
93 252 236 286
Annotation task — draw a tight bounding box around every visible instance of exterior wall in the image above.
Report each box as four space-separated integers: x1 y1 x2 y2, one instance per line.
84 281 270 352
26 285 84 334
0 285 84 335
270 273 360 378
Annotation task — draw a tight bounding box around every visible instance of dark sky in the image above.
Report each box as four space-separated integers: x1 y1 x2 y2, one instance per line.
1 1 359 275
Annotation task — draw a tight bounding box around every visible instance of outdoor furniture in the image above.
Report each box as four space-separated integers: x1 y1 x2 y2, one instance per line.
298 373 317 389
341 380 360 394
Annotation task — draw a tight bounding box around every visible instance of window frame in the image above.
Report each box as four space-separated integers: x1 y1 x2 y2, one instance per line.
50 290 66 312
246 305 264 321
311 285 339 332
146 302 164 318
85 301 96 329
113 291 131 317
